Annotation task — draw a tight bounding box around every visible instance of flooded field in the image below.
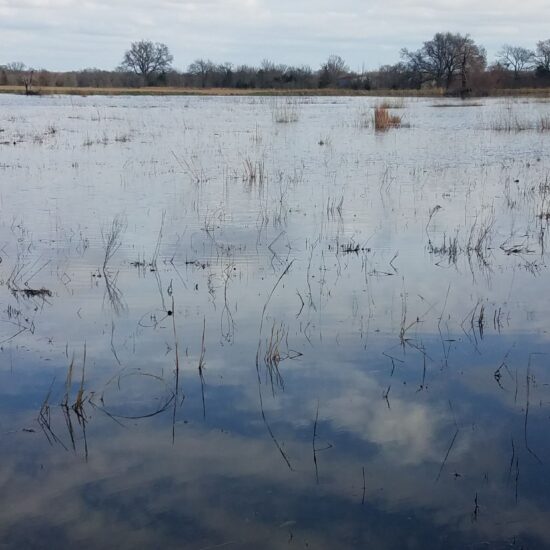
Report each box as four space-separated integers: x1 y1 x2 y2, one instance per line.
1 93 550 549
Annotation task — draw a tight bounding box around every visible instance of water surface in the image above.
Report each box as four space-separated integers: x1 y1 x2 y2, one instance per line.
1 94 550 548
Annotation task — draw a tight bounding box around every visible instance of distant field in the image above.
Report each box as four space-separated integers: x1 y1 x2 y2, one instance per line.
1 84 549 97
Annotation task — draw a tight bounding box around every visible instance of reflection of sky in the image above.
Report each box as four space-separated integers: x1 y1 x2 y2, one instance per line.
0 96 550 547
3 339 550 549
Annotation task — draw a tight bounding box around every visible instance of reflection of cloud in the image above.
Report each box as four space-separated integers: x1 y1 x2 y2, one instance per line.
250 353 464 466
328 384 451 465
1 416 550 549
0 426 341 549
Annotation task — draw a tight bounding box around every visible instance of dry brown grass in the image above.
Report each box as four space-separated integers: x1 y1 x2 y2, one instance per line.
374 105 402 130
1 85 548 98
0 85 444 98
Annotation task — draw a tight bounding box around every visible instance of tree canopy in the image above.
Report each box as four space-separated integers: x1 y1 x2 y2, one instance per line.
120 41 173 81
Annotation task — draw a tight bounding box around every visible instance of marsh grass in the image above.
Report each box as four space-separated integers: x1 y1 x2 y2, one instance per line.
432 102 483 108
428 233 460 265
374 105 402 131
539 115 550 132
491 113 550 132
488 103 549 132
101 214 126 271
490 113 530 132
270 97 302 123
355 108 372 128
378 99 405 109
242 157 266 185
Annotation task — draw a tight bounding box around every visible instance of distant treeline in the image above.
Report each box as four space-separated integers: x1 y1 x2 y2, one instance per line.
2 33 550 95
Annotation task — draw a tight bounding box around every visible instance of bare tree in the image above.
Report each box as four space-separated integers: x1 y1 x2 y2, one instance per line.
187 59 214 88
207 62 234 87
535 39 550 73
5 61 26 72
401 32 485 90
286 65 314 88
458 38 486 90
325 54 348 75
23 69 35 95
372 62 418 89
496 45 534 79
319 54 349 87
120 40 173 83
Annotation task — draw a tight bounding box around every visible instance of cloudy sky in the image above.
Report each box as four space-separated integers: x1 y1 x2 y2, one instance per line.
1 0 548 71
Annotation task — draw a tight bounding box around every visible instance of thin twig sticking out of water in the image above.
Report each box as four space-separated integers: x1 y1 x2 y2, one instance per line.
524 353 544 464
58 344 88 459
74 343 88 459
111 320 121 365
507 437 515 485
361 466 366 505
61 354 76 452
436 401 459 482
221 264 235 343
494 346 515 391
151 210 165 269
171 295 182 443
437 284 452 368
37 377 67 450
313 402 319 484
254 261 295 471
515 456 520 504
256 261 295 366
471 492 479 523
312 401 333 484
198 317 206 419
306 241 318 311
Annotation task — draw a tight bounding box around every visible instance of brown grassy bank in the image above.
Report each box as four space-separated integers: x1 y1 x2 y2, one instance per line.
0 85 441 97
0 85 549 98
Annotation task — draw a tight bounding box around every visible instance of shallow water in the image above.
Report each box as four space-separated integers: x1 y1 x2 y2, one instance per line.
1 94 550 549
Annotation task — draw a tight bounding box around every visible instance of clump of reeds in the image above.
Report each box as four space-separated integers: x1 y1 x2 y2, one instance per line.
539 115 550 132
490 115 529 132
263 321 301 394
490 105 533 132
101 214 126 270
270 98 301 123
378 98 405 109
356 108 371 128
374 105 402 131
466 213 495 267
242 157 266 185
427 233 459 264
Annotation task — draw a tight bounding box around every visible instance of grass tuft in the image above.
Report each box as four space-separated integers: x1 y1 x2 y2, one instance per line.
374 105 402 131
